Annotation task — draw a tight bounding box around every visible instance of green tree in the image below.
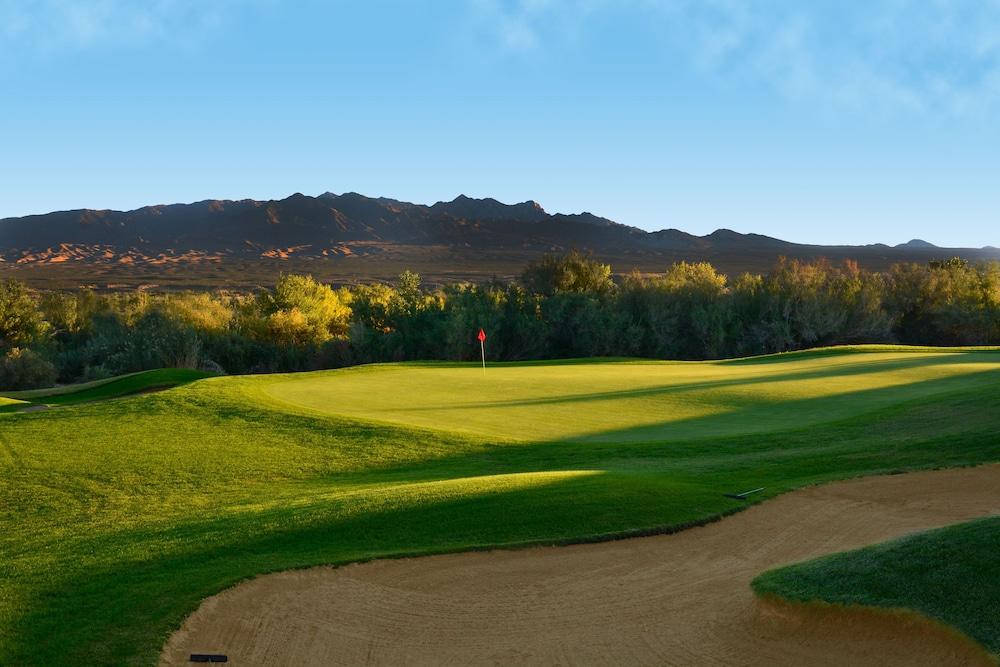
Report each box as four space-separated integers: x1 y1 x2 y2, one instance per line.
441 282 545 361
0 280 50 351
161 292 234 334
0 347 57 390
257 274 352 347
521 250 615 296
619 262 730 359
887 260 996 345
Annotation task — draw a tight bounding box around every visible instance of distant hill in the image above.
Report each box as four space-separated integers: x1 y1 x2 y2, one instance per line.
1 192 997 289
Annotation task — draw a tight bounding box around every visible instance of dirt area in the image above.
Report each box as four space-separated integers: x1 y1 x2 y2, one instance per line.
161 466 1000 666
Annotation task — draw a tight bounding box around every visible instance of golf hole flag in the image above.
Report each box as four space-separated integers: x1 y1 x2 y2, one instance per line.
477 328 487 373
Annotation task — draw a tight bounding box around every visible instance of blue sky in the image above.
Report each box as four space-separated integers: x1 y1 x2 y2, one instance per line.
1 0 999 247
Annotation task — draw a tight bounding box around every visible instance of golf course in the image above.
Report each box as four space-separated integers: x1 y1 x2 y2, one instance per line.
755 514 1000 657
3 346 1000 664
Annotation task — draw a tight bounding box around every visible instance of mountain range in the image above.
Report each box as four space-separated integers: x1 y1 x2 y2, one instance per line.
1 192 997 289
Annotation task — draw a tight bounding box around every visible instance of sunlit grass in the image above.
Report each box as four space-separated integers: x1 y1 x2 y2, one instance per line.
0 396 25 410
263 351 1000 441
2 346 1000 664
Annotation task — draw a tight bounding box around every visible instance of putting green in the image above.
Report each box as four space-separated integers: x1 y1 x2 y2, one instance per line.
264 350 1000 442
4 346 1000 665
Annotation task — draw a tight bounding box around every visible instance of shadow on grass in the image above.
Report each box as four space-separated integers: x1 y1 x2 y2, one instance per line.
4 470 730 666
5 358 1000 666
341 366 1000 482
12 376 1000 665
290 352 999 416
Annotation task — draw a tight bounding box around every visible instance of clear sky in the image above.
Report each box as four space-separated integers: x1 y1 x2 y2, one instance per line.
2 1 998 247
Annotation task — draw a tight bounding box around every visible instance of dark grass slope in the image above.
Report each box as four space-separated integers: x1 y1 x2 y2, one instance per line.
753 517 1000 657
0 369 212 412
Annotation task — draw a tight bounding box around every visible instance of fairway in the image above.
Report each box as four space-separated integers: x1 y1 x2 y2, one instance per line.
3 346 1000 665
266 350 1000 441
13 4 1000 664
163 465 1000 666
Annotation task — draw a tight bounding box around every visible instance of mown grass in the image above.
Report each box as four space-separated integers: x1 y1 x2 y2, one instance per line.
0 396 26 410
753 516 1000 656
264 348 1000 441
2 347 1000 664
1 372 149 400
0 369 211 412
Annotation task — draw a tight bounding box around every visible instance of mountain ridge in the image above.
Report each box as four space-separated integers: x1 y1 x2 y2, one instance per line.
1 192 997 289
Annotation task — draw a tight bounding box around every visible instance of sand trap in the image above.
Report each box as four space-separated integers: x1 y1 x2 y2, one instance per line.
161 466 1000 666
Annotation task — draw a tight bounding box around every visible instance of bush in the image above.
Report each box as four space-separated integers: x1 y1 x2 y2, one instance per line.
5 259 1000 380
521 250 615 296
0 280 50 351
0 348 57 390
257 274 352 347
122 310 202 371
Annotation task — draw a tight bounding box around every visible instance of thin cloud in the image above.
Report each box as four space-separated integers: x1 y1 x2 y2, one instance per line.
464 0 602 55
0 0 255 53
465 0 1000 116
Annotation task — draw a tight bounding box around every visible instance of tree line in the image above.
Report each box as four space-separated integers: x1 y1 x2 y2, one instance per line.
1 252 999 390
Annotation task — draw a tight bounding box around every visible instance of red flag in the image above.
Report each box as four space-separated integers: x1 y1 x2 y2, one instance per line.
477 328 487 342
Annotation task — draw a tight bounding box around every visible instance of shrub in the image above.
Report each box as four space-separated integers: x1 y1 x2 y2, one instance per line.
521 250 615 296
0 348 57 390
257 274 352 347
0 280 50 351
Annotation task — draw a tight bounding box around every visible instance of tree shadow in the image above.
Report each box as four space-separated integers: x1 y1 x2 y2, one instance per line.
377 352 999 414
11 374 1000 665
338 365 1000 482
4 469 725 666
7 356 1000 665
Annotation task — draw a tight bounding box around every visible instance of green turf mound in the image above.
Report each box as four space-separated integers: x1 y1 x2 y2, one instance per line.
753 516 1000 657
0 396 27 411
3 346 1000 664
0 368 212 410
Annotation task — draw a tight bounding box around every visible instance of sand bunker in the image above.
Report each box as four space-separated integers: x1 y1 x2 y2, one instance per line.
162 466 1000 666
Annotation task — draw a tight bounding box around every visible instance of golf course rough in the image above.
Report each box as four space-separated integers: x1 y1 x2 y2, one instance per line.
2 346 1000 664
753 515 1000 657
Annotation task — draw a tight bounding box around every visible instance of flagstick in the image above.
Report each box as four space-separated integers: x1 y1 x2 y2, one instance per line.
480 338 486 375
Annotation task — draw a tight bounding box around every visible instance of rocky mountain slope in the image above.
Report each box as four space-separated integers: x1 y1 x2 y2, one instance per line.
1 192 996 288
